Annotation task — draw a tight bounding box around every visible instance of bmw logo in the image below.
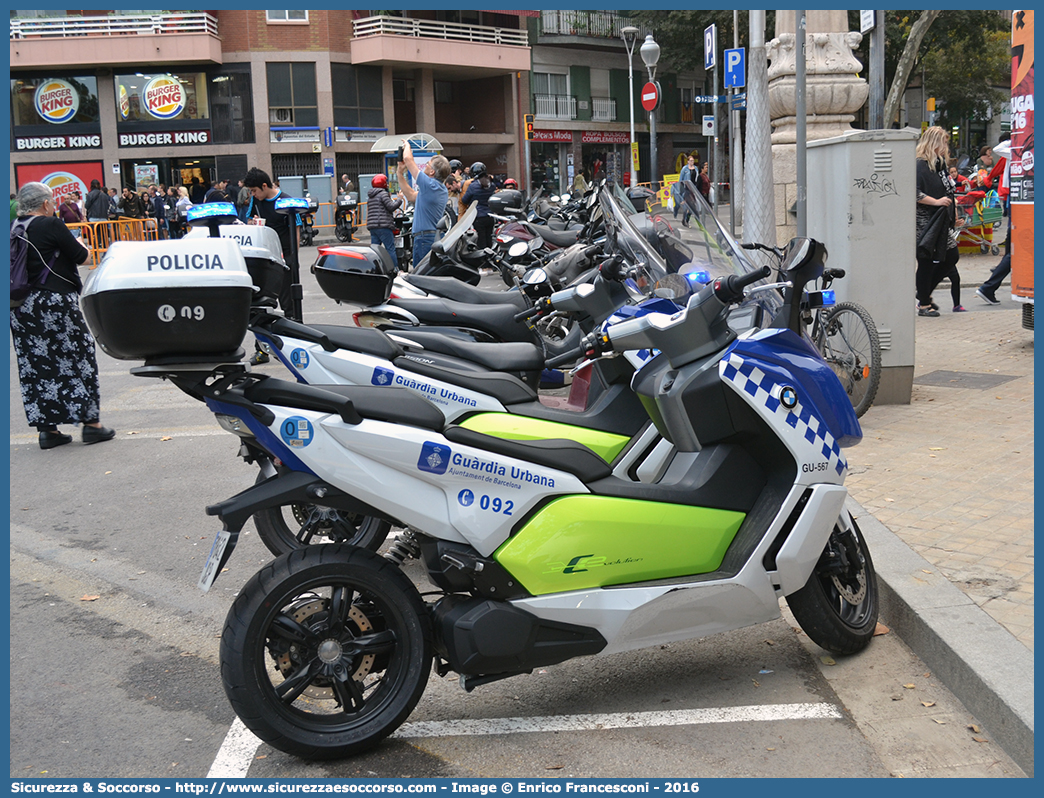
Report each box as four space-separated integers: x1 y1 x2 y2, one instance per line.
779 385 799 409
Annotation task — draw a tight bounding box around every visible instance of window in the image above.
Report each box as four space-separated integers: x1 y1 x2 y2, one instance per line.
266 10 308 23
266 62 318 127
393 79 415 103
210 67 255 144
331 63 384 129
532 71 568 98
11 75 99 126
434 81 453 104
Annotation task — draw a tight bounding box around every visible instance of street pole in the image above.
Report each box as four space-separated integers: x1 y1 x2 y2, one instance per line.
713 46 720 220
744 9 776 253
622 26 639 188
869 10 885 129
732 8 743 232
641 35 660 190
795 10 807 237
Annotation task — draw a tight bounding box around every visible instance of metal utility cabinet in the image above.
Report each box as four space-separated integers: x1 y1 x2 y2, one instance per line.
807 129 919 405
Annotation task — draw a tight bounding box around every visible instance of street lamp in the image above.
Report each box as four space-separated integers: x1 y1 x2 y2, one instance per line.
621 25 639 188
640 34 660 189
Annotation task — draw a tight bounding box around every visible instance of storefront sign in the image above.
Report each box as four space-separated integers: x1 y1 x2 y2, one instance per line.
15 161 105 202
532 130 573 143
141 76 187 120
271 129 321 142
581 131 630 144
118 130 210 147
15 134 101 151
34 79 80 124
119 84 130 119
334 129 382 143
134 164 160 191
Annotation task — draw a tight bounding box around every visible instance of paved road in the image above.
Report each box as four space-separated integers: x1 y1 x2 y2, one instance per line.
8 249 1025 779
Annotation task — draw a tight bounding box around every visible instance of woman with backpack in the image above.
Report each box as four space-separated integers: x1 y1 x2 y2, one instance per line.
10 182 116 449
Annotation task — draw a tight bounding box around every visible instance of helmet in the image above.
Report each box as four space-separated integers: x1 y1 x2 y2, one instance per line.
449 159 463 172
503 178 518 189
372 174 388 189
470 162 487 178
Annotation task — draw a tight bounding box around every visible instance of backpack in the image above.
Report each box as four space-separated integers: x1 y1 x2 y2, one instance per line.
10 216 57 309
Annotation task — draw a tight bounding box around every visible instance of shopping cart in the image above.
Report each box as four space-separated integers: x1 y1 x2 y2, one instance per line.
956 189 1004 255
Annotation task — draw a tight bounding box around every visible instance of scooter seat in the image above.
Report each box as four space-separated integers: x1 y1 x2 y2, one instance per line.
310 324 403 360
394 357 537 406
402 275 528 310
388 298 536 344
531 225 579 248
392 330 545 373
443 425 611 484
244 378 444 432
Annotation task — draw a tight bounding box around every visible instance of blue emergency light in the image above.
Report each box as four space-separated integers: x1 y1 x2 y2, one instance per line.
186 202 236 222
685 270 711 284
275 196 310 212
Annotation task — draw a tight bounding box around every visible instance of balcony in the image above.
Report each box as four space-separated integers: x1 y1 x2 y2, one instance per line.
535 94 577 121
10 12 222 69
591 96 617 122
351 15 530 77
539 11 649 41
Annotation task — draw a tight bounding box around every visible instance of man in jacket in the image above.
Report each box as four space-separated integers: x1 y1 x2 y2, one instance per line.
366 174 402 271
118 187 146 219
84 179 110 223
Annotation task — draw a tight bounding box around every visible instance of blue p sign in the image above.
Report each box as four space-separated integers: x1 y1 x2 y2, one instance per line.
704 25 716 70
724 48 745 89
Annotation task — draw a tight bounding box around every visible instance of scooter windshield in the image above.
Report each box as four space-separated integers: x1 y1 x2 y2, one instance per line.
599 187 669 300
439 200 479 253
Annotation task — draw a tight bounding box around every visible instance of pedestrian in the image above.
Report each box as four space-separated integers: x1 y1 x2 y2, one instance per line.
9 182 115 449
174 186 193 238
10 193 19 222
72 190 86 220
572 169 589 196
165 186 181 238
915 126 964 316
118 186 146 219
674 154 697 226
948 165 971 194
58 192 84 236
397 142 450 268
205 178 230 203
106 188 119 219
696 161 711 202
242 167 302 361
150 185 169 239
236 178 251 222
189 177 206 204
977 138 1012 305
366 173 402 272
460 161 497 249
341 173 354 195
84 180 109 223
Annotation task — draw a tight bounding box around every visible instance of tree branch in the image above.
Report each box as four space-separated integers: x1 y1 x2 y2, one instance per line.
884 10 942 127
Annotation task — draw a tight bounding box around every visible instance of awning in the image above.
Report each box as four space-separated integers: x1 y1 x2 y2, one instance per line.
369 133 444 154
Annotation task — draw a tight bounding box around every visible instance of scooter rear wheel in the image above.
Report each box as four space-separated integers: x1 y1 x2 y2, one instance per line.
786 517 878 655
335 224 352 242
221 545 432 759
252 473 392 557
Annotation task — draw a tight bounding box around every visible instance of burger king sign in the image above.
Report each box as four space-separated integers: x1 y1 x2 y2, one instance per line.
34 79 80 124
41 171 89 205
141 76 186 120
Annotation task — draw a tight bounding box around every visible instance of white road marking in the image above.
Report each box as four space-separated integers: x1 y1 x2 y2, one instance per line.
206 703 842 776
208 717 263 778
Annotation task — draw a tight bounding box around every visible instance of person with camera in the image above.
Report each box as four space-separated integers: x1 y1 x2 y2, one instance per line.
396 141 450 268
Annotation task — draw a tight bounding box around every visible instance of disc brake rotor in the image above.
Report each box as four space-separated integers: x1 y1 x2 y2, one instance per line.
831 569 867 604
274 598 375 699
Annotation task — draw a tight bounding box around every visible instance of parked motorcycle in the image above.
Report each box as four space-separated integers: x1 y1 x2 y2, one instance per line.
299 194 319 247
334 192 358 242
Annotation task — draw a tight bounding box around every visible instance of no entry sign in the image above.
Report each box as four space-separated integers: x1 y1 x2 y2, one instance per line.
641 81 659 112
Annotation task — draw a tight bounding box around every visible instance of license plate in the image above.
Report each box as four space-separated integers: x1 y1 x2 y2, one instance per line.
198 529 231 593
395 236 404 248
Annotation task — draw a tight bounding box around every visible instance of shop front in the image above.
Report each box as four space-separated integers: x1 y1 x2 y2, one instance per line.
11 73 103 159
529 129 573 194
580 130 630 187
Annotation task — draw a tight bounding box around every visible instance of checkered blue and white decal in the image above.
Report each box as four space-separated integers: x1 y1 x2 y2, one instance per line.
720 352 847 479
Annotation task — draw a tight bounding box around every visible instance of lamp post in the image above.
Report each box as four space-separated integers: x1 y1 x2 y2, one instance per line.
640 34 660 190
621 26 639 188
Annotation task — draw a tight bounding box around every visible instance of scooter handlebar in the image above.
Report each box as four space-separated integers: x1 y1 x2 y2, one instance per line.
514 300 547 323
545 346 585 370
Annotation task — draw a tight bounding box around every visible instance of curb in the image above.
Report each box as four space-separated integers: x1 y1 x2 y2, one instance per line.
848 497 1035 776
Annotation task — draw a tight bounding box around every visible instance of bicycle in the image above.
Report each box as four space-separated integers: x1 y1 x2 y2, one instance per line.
743 242 882 418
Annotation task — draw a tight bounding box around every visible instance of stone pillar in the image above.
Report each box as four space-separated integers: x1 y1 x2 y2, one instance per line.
768 10 868 243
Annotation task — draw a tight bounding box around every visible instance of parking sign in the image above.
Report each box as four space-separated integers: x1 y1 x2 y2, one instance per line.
704 25 716 70
724 48 745 89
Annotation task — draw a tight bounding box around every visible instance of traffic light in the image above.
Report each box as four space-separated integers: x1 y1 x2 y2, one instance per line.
524 113 535 140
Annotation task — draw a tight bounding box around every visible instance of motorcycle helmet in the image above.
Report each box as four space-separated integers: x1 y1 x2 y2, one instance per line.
372 174 388 189
470 162 487 178
449 159 463 172
503 178 518 189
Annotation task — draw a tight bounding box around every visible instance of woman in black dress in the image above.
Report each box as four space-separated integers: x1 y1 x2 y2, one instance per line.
915 126 965 315
10 181 116 449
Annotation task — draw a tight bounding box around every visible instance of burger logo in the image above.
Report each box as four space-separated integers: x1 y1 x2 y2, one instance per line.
34 79 79 124
119 84 130 119
141 76 185 120
41 171 88 204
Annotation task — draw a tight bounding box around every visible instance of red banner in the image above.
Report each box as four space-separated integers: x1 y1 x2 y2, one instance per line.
15 161 106 202
532 130 573 143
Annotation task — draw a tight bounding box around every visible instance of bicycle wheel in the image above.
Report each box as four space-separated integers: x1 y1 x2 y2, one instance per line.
817 302 881 418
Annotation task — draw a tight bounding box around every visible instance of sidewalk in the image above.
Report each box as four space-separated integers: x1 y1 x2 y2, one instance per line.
841 250 1034 773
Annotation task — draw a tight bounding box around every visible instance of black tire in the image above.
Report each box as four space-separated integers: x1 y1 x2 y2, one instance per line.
786 517 878 655
252 472 391 557
301 227 314 247
334 223 351 242
221 545 432 760
818 302 881 418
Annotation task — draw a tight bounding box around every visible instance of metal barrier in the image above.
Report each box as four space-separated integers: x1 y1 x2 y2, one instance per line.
75 218 162 267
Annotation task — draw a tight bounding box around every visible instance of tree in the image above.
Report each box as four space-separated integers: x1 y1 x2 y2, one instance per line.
883 10 940 128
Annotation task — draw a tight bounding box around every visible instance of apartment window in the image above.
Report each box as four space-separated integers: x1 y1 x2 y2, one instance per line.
393 80 415 103
266 10 308 23
267 62 318 127
210 67 255 144
331 63 384 129
532 71 568 98
434 81 453 104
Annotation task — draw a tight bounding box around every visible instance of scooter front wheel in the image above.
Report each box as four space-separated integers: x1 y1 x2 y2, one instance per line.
786 516 878 655
252 473 392 556
335 224 352 242
221 545 432 760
